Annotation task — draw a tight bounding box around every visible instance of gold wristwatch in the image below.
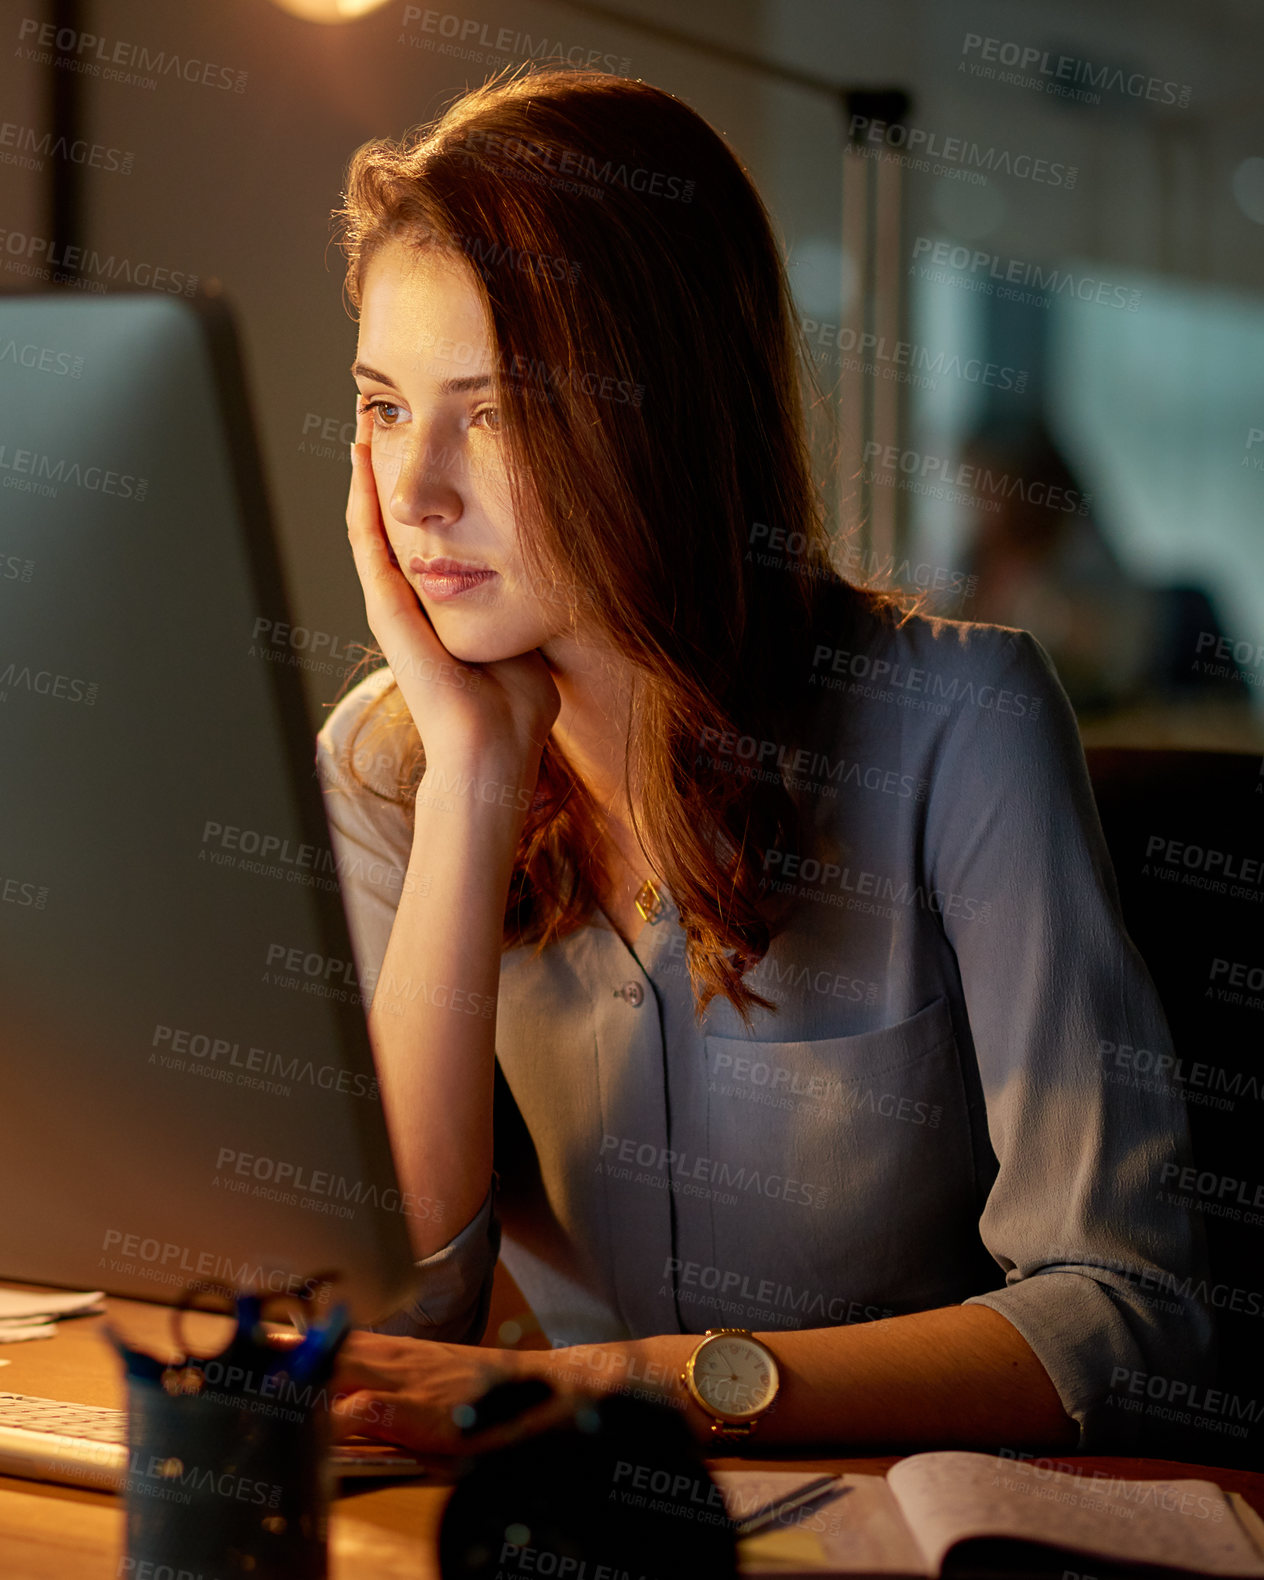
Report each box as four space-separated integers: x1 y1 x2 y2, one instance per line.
680 1328 780 1440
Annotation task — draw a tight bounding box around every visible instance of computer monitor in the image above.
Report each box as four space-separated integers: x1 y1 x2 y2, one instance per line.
0 288 419 1325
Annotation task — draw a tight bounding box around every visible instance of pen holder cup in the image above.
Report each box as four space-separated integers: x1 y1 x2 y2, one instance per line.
111 1284 349 1580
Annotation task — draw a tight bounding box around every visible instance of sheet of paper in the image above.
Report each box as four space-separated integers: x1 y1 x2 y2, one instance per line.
0 1322 58 1342
713 1470 929 1578
0 1289 105 1321
888 1451 1264 1578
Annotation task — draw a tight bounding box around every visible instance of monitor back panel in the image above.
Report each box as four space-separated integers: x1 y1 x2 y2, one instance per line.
0 290 418 1324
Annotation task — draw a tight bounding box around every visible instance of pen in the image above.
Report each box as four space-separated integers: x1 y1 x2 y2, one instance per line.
733 1474 845 1538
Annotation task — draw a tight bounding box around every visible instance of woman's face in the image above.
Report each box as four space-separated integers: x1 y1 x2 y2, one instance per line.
351 238 572 664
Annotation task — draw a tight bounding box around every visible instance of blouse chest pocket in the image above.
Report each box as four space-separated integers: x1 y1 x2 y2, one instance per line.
700 997 980 1313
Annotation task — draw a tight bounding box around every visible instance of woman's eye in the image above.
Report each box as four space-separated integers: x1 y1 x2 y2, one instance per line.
472 405 502 432
358 397 405 428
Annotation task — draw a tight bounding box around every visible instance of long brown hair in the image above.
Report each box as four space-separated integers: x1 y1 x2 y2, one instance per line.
331 67 887 1028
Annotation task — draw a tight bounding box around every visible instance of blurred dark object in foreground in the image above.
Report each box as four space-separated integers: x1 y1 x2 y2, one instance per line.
439 1383 738 1580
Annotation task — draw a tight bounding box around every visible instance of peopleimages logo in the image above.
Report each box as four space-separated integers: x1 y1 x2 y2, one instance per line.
150 1023 379 1100
663 1257 894 1327
1142 834 1264 902
710 1048 944 1128
1159 1161 1264 1209
1100 1035 1264 1110
810 642 1044 719
0 662 98 706
662 929 880 1008
761 849 993 924
0 120 133 175
400 7 632 75
909 237 1142 313
697 726 927 802
861 441 1090 514
212 1147 439 1222
457 127 696 204
15 17 249 93
848 113 1077 189
0 226 198 296
598 1134 829 1210
2 874 49 908
1 555 35 585
0 338 84 377
99 1228 322 1296
1209 956 1264 1011
802 320 1028 392
837 541 978 598
1110 1367 1263 1427
0 442 147 502
960 33 1192 110
507 353 644 407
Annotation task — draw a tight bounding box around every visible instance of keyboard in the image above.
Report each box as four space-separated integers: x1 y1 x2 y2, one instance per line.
0 1391 437 1490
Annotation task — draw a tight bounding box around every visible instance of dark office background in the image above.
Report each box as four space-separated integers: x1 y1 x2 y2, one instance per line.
3 0 1261 747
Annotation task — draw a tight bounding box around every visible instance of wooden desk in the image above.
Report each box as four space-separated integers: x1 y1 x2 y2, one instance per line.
2 1289 1263 1579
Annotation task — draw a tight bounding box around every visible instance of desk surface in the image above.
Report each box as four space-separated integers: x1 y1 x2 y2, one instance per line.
2 1289 1262 1579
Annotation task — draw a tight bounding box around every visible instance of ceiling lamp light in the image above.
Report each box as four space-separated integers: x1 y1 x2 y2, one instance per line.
268 0 392 22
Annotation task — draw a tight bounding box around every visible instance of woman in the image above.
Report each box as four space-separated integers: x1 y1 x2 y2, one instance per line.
317 68 1210 1453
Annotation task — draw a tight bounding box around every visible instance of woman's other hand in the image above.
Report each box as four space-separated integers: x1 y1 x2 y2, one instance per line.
329 1329 572 1454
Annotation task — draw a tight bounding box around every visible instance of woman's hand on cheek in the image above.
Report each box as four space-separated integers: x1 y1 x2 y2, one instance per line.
345 407 560 781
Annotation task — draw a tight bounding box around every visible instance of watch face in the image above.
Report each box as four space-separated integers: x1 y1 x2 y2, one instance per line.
692 1335 778 1420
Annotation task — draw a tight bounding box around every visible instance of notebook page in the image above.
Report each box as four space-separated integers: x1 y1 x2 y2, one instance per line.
887 1451 1264 1577
714 1470 930 1577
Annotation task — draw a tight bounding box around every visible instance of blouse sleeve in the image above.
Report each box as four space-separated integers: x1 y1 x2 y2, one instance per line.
922 624 1214 1450
313 668 413 1005
314 668 501 1343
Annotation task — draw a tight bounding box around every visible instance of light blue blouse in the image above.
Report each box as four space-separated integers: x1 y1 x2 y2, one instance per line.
315 593 1213 1450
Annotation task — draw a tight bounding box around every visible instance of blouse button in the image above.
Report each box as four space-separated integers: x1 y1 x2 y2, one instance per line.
615 981 644 1007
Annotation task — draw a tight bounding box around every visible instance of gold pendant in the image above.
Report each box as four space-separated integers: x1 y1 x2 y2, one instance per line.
634 878 667 924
